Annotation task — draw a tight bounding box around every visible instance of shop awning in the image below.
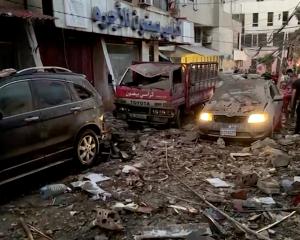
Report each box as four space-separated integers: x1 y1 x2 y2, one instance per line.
0 8 55 20
179 45 224 56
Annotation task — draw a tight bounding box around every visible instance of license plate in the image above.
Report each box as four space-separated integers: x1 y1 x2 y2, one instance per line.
130 113 147 120
220 127 237 136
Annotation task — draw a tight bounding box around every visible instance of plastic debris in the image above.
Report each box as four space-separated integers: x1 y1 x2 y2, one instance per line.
40 184 71 199
206 178 231 188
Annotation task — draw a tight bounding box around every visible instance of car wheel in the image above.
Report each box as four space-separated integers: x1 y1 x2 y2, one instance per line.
76 129 99 166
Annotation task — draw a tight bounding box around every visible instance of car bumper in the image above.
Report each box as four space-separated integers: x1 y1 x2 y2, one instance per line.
199 121 272 140
116 112 174 125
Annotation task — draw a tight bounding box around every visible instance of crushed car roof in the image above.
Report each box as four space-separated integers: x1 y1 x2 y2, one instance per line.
130 63 181 78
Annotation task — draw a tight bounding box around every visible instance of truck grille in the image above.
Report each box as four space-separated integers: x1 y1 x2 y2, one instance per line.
214 115 247 124
127 106 149 114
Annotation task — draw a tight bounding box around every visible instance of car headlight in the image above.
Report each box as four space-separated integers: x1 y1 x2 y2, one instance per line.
199 112 213 122
248 113 267 123
99 114 104 122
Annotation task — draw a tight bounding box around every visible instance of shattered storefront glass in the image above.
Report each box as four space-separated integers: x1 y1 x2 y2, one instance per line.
107 44 139 83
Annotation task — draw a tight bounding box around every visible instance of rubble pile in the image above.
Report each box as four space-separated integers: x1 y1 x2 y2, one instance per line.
1 118 300 240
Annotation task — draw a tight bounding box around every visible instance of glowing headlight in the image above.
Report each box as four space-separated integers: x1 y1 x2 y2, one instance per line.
248 113 267 123
99 114 104 121
199 112 213 122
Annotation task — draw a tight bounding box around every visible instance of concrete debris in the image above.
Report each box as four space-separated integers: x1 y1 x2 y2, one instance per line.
122 165 140 174
71 181 111 200
257 178 280 195
217 138 225 148
237 172 258 187
231 189 249 200
251 138 279 150
260 146 291 168
92 208 124 231
134 223 212 240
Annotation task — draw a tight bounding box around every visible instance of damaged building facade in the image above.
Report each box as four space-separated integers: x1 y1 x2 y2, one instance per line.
0 0 194 110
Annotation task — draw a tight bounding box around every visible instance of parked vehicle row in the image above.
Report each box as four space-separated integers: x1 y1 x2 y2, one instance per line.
0 65 284 186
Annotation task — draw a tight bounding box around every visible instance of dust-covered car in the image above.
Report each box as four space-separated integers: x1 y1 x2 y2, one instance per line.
198 74 283 139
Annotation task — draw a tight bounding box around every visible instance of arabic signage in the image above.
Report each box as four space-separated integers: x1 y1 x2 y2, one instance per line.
91 2 181 40
53 0 191 43
116 86 171 101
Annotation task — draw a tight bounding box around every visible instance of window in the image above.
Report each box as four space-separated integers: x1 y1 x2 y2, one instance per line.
273 32 284 47
258 33 267 47
252 13 259 27
268 12 274 26
0 81 33 117
153 0 168 11
283 11 289 25
244 34 252 47
194 27 201 43
253 34 258 47
74 85 91 100
32 80 71 108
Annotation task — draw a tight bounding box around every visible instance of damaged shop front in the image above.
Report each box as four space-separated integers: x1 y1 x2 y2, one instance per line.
50 0 193 110
0 7 53 70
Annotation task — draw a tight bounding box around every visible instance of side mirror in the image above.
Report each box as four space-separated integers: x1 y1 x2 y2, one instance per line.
273 95 283 102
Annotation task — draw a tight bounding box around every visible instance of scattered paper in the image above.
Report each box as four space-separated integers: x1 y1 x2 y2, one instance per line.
253 197 276 205
71 172 111 200
206 178 231 188
82 172 110 183
294 176 300 182
113 202 153 214
168 205 198 214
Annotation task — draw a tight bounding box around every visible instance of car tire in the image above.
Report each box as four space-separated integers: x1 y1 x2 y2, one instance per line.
75 129 99 166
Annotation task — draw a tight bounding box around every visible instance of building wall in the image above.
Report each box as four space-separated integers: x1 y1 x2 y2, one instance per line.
224 0 300 72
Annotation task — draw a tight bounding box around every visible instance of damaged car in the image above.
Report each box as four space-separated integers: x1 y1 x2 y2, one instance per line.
198 75 283 139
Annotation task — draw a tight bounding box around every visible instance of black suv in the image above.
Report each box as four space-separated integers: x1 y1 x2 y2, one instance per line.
0 67 107 186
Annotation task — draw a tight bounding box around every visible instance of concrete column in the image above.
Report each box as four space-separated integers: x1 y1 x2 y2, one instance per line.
25 21 43 67
93 39 115 111
153 42 159 62
141 41 150 61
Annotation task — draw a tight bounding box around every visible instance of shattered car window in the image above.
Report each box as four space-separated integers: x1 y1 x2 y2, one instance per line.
120 69 170 90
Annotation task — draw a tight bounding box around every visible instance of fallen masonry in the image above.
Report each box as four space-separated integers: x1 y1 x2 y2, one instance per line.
1 117 300 240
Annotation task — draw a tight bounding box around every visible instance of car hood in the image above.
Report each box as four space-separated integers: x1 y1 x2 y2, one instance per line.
204 100 266 116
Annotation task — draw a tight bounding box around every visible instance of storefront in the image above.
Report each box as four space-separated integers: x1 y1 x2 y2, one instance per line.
0 8 53 70
49 0 192 110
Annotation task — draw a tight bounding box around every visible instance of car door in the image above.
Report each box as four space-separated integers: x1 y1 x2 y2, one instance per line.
268 82 283 126
0 80 42 181
30 79 78 157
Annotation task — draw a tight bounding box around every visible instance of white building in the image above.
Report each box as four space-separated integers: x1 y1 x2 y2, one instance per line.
160 0 243 71
224 0 300 73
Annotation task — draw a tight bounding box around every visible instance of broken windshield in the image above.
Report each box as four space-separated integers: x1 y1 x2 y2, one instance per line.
120 69 170 90
212 76 267 105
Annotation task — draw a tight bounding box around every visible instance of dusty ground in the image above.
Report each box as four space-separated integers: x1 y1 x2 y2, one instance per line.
1 117 300 240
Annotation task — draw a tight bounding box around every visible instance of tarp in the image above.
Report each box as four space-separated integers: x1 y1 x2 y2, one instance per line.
130 63 180 78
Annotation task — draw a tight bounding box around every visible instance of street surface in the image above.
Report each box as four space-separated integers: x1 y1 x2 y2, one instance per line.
0 116 300 240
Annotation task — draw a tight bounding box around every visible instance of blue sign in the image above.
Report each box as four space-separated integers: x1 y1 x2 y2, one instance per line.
92 5 181 40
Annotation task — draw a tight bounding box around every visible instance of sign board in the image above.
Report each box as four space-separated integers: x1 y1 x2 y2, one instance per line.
53 0 193 43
